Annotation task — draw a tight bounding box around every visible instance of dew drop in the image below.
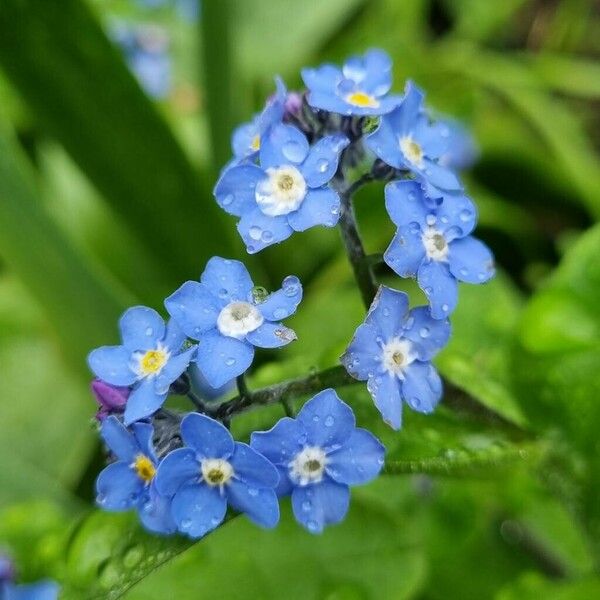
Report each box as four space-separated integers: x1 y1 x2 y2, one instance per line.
419 327 430 338
302 500 312 512
249 226 262 241
459 209 472 222
282 275 300 296
225 357 236 366
180 518 192 530
306 520 320 533
442 303 449 312
407 191 416 202
316 158 329 173
282 140 304 162
218 288 228 299
247 487 258 497
222 194 234 207
459 268 469 278
261 230 273 243
324 415 335 427
273 308 287 319
312 415 320 422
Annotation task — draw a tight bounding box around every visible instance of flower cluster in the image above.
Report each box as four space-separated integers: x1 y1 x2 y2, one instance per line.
87 48 493 541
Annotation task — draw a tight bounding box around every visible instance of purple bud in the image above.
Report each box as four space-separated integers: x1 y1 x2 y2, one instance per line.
0 555 15 584
91 379 130 422
284 92 303 118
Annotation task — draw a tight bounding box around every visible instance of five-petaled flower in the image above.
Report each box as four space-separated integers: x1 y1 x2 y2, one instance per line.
155 413 280 539
230 77 286 163
214 124 349 253
88 307 197 424
383 180 495 318
341 286 450 430
366 81 462 193
301 48 401 116
250 389 385 534
96 416 176 535
165 257 302 388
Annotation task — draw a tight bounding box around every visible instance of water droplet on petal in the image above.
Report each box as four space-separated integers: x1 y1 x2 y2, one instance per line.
225 357 236 366
222 194 234 206
324 415 335 427
302 500 312 512
261 230 273 243
282 140 304 162
247 487 258 497
249 226 262 241
316 158 329 173
419 327 430 338
145 327 153 336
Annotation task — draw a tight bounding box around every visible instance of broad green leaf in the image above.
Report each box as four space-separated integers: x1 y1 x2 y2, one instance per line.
514 223 600 563
497 573 600 600
0 0 233 284
60 495 424 600
0 118 127 369
528 54 600 98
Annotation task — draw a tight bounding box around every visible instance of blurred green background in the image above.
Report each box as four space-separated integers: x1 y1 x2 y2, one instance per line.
0 0 599 598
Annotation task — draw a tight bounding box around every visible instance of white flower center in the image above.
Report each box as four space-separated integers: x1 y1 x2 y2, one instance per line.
422 227 449 261
217 301 264 339
201 458 234 487
134 342 170 378
381 338 415 377
399 135 424 168
256 166 307 216
289 446 327 486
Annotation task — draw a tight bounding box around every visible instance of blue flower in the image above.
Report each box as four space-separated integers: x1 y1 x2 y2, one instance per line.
436 118 478 171
88 306 197 425
96 416 176 535
366 81 462 192
0 580 60 600
250 389 385 534
383 180 495 318
231 77 287 163
165 257 302 388
341 286 450 430
301 49 402 116
214 124 349 253
155 413 280 539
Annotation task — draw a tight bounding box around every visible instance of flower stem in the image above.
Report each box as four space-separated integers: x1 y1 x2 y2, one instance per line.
338 188 378 309
186 390 208 413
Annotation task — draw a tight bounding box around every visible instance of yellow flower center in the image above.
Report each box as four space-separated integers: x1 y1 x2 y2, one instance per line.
250 134 261 152
399 136 424 167
139 348 168 376
346 91 379 108
134 454 156 483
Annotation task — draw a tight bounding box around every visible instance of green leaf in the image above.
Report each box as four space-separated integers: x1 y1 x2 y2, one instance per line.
0 117 127 369
0 0 233 283
61 496 424 600
497 573 600 600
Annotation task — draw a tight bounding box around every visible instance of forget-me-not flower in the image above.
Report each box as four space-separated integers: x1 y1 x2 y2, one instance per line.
341 286 450 430
88 307 196 424
250 389 384 534
301 49 402 116
231 77 286 163
214 124 349 253
366 81 462 192
0 579 59 600
383 180 495 319
165 257 302 388
96 416 176 535
155 413 280 539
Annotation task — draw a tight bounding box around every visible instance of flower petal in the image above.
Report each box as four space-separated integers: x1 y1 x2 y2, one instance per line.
230 442 279 488
100 415 138 462
417 260 458 319
250 417 304 466
96 462 143 511
88 346 137 387
200 256 255 305
124 379 167 425
246 322 297 348
402 306 451 361
231 121 259 159
435 192 478 238
155 447 199 497
327 428 385 485
297 389 355 449
340 322 382 381
226 480 280 528
6 580 60 600
163 318 187 352
291 480 350 534
164 281 220 339
138 484 177 535
346 48 393 96
236 206 293 254
287 187 341 232
384 226 426 278
420 159 462 192
195 330 255 388
180 412 234 459
449 236 495 284
213 164 265 216
401 361 443 414
154 345 197 394
256 275 303 321
365 116 403 169
119 306 165 351
171 483 227 539
389 81 425 134
367 373 403 430
384 180 428 229
259 123 309 169
365 285 410 341
131 422 156 462
300 134 349 188
301 64 341 94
